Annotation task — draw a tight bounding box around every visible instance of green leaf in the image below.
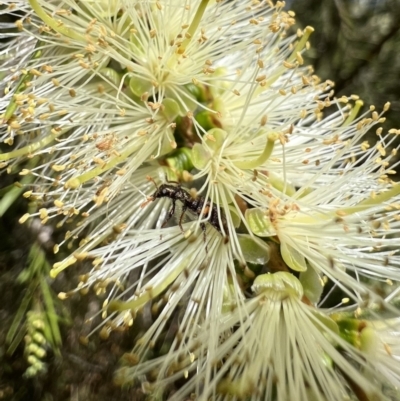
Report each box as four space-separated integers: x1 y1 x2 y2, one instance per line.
129 75 152 97
245 208 275 237
238 234 270 265
312 311 340 337
204 128 227 151
280 241 307 272
299 265 324 304
0 157 37 217
40 278 62 351
6 286 37 354
162 98 181 121
99 67 122 87
192 143 211 169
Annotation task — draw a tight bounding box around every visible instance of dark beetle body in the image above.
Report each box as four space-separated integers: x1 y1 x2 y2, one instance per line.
151 183 228 236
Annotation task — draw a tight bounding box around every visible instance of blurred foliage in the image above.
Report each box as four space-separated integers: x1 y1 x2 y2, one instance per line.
289 0 400 136
5 243 64 372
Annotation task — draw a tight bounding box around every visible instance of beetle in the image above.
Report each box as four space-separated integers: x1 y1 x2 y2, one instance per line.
142 177 229 242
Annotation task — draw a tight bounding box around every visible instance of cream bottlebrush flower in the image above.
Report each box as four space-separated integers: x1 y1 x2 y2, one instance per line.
54 164 260 340
0 0 346 237
0 1 301 345
3 0 393 242
244 160 400 300
0 1 297 202
366 317 400 392
0 0 317 313
1 6 177 224
6 0 397 334
2 2 400 397
116 273 400 401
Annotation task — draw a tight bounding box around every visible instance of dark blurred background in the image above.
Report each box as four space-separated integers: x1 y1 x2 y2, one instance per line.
288 0 400 134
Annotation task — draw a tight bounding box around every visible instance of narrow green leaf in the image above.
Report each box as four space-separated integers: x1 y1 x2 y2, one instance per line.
6 286 37 353
40 277 62 349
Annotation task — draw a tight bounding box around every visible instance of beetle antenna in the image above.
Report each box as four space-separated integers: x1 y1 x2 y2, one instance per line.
146 175 158 189
141 197 154 208
141 176 158 208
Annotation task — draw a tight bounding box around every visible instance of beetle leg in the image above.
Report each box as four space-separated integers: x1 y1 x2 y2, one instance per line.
179 205 187 232
200 222 208 253
162 199 176 228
